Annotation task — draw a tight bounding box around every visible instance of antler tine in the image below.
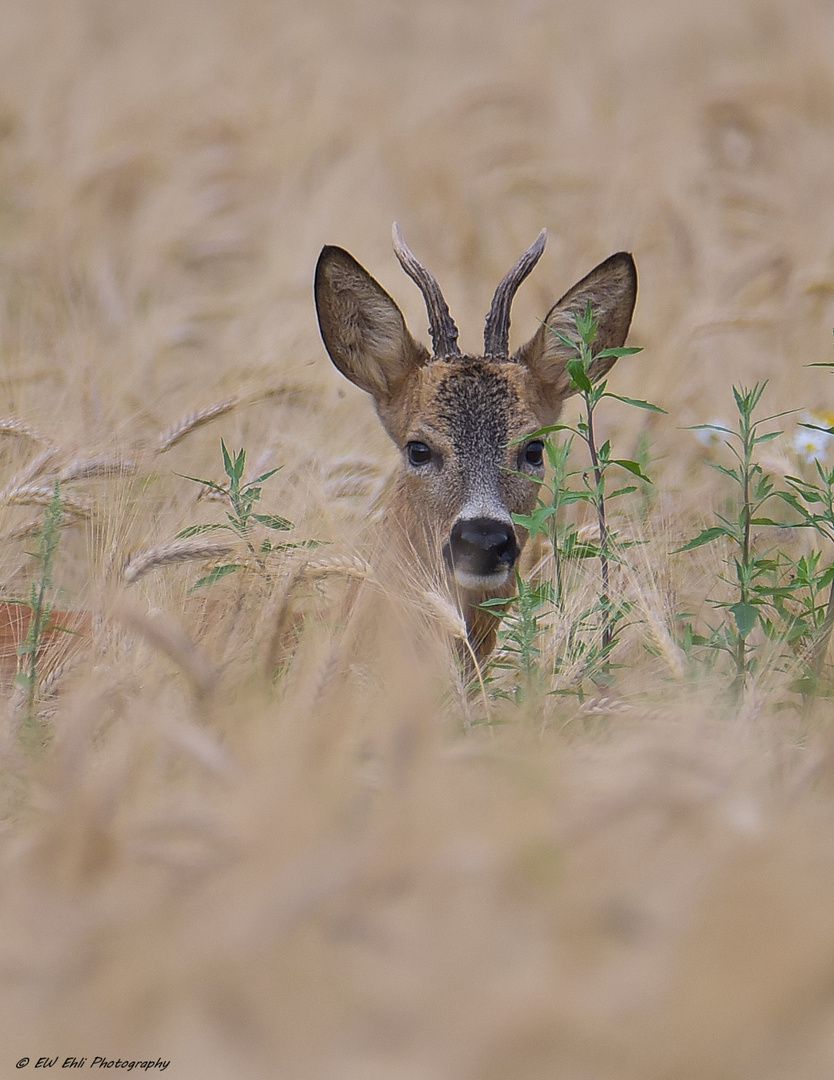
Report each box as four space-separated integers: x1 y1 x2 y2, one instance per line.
392 223 460 358
483 229 547 358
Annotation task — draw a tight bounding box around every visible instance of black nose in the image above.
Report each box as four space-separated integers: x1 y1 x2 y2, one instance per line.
448 517 520 577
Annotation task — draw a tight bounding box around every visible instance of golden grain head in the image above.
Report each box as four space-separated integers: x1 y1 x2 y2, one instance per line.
121 538 237 584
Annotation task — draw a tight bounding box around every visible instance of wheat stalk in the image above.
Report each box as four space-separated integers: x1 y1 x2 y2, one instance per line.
0 417 54 445
420 589 468 640
3 446 61 491
262 564 308 677
298 554 372 582
0 484 92 518
122 538 236 584
59 455 137 482
155 397 240 453
114 600 218 700
0 518 56 544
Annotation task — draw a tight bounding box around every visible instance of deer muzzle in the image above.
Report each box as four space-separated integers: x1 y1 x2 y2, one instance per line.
445 516 520 590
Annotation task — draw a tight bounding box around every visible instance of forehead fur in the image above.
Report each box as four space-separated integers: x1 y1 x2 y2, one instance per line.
432 359 518 447
389 357 540 445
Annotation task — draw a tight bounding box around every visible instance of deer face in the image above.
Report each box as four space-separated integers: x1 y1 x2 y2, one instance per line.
314 226 637 596
377 357 545 589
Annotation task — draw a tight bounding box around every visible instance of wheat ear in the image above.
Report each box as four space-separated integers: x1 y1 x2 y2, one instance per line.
122 538 236 584
155 397 240 453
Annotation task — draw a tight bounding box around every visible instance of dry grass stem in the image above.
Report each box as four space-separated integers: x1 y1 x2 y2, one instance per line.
262 563 309 677
114 600 218 700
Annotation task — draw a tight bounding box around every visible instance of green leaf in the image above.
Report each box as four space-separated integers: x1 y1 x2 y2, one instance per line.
176 522 232 539
507 424 573 444
574 301 598 345
611 458 652 483
730 602 757 638
547 327 580 352
220 440 245 483
478 596 516 609
688 422 733 435
177 474 228 496
603 392 665 412
707 462 741 481
220 439 234 480
252 513 293 531
270 539 323 553
188 563 241 593
562 540 601 560
594 346 643 360
512 505 557 533
566 357 592 393
673 526 730 553
558 490 594 505
248 467 282 485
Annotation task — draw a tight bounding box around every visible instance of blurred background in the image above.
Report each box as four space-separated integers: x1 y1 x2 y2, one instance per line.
2 3 834 1078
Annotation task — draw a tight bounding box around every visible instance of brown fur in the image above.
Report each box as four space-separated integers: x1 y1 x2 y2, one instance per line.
315 235 638 665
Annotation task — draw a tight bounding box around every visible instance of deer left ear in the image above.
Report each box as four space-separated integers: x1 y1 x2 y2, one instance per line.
513 252 637 412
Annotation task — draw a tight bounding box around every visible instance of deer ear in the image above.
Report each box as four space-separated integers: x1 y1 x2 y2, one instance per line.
315 246 428 401
513 252 637 412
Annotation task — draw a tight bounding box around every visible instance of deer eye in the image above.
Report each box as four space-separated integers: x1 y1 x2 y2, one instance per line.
406 441 433 467
522 440 544 468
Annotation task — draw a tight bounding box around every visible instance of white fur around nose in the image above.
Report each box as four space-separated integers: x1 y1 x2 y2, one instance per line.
454 496 514 529
452 566 512 591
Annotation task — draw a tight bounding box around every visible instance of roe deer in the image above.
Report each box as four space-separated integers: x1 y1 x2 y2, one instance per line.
315 225 637 664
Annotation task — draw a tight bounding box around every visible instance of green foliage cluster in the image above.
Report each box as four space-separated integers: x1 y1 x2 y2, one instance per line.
480 315 834 715
14 481 67 734
178 439 314 590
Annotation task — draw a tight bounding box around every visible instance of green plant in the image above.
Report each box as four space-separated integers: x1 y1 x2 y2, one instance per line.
15 480 65 723
483 303 658 699
675 384 790 694
480 571 553 705
178 439 309 590
774 460 834 698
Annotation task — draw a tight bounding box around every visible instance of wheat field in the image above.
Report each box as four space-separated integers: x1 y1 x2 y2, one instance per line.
2 1 834 1077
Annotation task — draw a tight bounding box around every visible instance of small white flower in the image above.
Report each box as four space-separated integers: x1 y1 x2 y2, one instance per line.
794 411 834 464
694 418 732 447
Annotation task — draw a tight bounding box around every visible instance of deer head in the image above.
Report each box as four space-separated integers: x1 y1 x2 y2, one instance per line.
315 225 637 654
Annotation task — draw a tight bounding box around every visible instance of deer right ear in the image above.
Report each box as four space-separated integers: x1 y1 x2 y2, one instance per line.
315 246 428 401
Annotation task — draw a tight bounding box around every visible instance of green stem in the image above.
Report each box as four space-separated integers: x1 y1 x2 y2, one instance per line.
584 395 611 656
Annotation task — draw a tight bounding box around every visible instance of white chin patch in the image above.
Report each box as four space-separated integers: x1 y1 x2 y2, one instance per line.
453 567 512 591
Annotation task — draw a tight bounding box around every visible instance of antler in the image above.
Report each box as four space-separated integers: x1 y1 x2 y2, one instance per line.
483 229 547 358
392 223 461 359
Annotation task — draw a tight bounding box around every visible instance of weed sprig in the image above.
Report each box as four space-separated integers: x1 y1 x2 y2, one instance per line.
482 303 660 704
15 481 64 726
178 440 308 590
